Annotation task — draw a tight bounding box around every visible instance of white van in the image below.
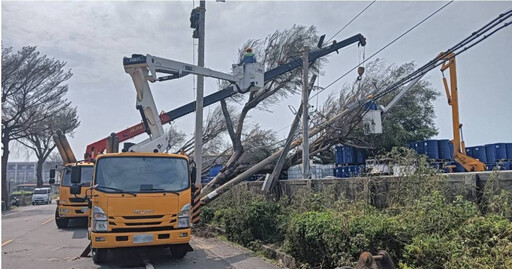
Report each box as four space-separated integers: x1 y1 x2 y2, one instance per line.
32 188 52 205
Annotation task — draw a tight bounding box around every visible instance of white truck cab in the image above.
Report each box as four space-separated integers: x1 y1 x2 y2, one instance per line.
32 188 52 205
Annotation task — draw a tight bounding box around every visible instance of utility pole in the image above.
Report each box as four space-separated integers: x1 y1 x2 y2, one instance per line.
301 46 309 179
195 0 206 185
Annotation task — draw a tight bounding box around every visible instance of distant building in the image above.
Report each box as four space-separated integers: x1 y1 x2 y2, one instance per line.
6 161 60 185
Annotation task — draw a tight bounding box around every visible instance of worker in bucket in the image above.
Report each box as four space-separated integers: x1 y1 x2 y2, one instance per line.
241 48 256 64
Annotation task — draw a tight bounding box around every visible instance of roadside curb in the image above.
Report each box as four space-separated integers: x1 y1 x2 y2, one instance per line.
200 224 300 269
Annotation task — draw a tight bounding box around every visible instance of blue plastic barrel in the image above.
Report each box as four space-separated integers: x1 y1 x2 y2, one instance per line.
494 143 507 160
424 140 439 159
485 144 497 164
348 165 361 177
356 148 366 164
506 143 512 159
465 147 474 157
438 139 452 160
335 167 349 178
335 167 341 177
335 150 343 164
413 141 425 154
472 146 487 163
407 142 415 149
342 166 350 178
343 145 356 164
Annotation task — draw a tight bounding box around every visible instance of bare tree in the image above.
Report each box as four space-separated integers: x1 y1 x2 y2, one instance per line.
167 123 186 153
18 106 80 187
2 46 72 204
209 25 322 186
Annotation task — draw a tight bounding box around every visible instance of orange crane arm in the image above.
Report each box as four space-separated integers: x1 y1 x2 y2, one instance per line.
439 52 486 172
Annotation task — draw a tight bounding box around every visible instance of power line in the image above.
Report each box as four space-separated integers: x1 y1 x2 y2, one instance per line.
373 9 512 101
326 1 377 44
311 0 454 101
274 7 511 141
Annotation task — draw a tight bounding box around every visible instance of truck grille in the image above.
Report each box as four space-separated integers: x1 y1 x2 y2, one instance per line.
122 215 166 220
108 214 177 233
111 226 176 233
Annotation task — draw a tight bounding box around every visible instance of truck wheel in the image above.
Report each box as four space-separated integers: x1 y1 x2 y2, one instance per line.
170 244 188 259
55 208 69 229
92 248 108 264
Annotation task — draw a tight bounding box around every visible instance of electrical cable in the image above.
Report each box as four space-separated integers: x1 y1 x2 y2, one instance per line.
310 0 454 101
274 8 511 141
372 10 512 101
326 1 377 44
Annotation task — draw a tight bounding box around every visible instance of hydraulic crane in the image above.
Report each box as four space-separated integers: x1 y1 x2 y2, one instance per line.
50 130 94 228
121 54 264 153
439 52 486 172
79 42 296 263
84 34 367 159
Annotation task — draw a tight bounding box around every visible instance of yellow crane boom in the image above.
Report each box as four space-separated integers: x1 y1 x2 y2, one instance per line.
439 52 486 172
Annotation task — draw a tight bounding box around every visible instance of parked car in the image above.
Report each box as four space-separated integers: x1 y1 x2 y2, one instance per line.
32 188 52 205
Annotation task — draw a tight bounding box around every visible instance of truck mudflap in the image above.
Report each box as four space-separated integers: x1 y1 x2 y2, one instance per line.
185 243 194 252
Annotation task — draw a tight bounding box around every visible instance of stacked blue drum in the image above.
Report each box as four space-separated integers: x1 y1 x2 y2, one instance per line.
408 139 454 160
334 145 366 178
409 139 512 172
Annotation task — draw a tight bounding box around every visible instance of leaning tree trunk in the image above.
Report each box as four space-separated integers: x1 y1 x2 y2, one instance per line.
2 130 10 209
36 159 44 188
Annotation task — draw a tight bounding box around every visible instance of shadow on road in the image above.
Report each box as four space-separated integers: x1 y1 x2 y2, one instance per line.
80 244 257 268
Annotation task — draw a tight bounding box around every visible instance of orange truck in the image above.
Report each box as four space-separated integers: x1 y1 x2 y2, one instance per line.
51 130 94 228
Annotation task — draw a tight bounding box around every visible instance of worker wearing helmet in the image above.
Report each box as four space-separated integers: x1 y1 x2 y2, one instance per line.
241 48 256 64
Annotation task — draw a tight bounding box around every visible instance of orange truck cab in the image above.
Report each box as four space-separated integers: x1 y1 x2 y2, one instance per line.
72 152 195 264
53 162 94 228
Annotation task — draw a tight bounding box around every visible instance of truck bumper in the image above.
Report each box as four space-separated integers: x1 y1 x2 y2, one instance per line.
91 228 191 249
58 204 89 218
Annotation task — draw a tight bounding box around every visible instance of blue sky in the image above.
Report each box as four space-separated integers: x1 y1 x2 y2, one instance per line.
2 1 511 161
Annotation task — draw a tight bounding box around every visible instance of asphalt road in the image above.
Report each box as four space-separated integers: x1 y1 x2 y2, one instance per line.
2 204 281 269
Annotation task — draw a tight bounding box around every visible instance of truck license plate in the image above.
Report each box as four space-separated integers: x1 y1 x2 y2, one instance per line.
133 234 153 243
81 207 89 213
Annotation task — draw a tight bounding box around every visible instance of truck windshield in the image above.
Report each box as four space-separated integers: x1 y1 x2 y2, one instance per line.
94 157 189 193
62 166 94 187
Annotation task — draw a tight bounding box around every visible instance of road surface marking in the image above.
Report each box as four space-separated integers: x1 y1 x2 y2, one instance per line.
40 217 54 225
2 239 13 246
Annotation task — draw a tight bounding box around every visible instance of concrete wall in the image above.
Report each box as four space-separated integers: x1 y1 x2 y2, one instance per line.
246 171 512 205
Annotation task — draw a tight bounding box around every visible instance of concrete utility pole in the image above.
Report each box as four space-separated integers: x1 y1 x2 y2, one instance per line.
195 0 206 185
301 46 309 179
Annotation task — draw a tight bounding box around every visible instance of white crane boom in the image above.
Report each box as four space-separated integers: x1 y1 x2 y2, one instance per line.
123 54 264 153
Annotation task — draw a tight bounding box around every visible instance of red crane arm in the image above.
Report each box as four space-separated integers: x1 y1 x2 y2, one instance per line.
85 113 171 159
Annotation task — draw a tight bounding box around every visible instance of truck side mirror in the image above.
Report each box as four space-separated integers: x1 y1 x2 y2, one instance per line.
71 166 81 184
191 167 197 185
70 184 81 195
49 169 56 180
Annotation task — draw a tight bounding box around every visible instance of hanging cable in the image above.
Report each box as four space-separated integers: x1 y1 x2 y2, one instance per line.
326 1 377 44
310 0 454 101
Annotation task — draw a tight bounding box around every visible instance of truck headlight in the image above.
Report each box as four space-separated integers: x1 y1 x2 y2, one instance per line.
178 204 190 228
93 206 108 232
